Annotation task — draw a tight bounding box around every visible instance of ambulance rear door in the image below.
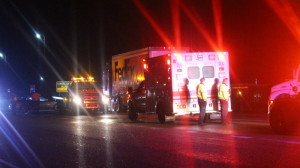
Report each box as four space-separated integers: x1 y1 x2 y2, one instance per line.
170 52 230 115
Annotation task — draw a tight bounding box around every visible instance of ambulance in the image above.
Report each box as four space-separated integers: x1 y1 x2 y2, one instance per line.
170 52 231 116
127 51 231 123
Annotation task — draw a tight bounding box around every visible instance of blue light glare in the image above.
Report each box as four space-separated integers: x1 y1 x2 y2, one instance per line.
35 33 42 40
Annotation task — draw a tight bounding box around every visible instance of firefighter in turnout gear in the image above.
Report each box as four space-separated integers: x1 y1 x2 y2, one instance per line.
218 78 230 124
197 78 207 125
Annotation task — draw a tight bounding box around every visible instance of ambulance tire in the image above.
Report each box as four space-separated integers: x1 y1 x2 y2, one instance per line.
128 102 138 121
157 104 166 123
269 102 287 134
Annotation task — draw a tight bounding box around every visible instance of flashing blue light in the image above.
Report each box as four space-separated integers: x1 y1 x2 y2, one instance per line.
35 33 42 40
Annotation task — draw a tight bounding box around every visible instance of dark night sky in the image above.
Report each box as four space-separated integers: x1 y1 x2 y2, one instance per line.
1 0 300 94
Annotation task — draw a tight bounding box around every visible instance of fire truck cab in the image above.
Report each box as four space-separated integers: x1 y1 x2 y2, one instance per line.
268 66 300 133
66 77 108 114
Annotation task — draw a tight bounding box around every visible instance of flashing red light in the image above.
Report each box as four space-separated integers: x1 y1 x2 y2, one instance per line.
218 53 225 61
143 63 148 69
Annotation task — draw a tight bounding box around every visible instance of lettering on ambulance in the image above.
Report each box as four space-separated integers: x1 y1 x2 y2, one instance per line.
177 104 186 109
114 59 135 82
196 55 204 61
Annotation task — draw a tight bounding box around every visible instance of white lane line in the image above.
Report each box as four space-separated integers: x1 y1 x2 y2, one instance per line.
261 138 300 145
233 135 254 139
0 158 19 168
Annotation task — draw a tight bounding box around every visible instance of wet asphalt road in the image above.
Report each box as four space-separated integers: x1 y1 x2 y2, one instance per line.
1 110 300 168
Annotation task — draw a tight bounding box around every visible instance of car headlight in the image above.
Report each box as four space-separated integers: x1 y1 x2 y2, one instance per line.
73 96 82 104
102 96 109 104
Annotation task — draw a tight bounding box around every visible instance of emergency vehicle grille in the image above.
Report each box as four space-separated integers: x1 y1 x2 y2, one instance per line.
83 96 100 109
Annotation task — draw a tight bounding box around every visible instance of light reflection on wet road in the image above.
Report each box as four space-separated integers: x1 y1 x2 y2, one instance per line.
1 111 300 168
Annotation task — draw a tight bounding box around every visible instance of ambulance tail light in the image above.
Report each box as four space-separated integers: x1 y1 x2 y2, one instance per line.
167 59 171 66
143 63 148 70
143 59 148 70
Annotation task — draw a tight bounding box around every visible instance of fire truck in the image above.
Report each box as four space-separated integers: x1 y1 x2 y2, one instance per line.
127 52 231 123
105 47 189 112
65 77 108 114
268 66 300 133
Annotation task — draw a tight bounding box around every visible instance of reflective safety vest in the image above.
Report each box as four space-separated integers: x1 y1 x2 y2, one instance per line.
197 83 207 100
32 93 41 101
218 84 230 101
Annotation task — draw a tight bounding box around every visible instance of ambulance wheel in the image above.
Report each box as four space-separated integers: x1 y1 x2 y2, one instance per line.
157 104 165 123
128 102 137 121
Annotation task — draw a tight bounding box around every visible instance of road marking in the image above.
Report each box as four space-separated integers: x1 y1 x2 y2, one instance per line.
233 135 254 139
261 138 300 145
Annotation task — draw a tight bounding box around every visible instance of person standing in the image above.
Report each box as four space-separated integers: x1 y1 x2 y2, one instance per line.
211 78 219 111
31 91 41 113
218 78 230 124
10 92 17 114
197 78 207 125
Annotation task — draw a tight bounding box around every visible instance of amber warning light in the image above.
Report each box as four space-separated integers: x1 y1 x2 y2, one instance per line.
72 77 95 82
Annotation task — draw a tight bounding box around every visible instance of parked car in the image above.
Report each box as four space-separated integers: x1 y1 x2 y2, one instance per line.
10 96 59 113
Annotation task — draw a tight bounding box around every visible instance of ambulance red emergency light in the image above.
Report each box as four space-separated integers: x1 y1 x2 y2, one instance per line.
170 52 231 116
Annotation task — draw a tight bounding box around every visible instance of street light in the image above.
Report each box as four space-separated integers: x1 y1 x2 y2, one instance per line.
34 31 46 47
40 76 44 81
34 31 46 74
36 33 41 40
0 52 7 90
0 52 6 62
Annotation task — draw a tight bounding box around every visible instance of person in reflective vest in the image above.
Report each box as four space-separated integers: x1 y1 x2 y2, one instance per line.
197 78 207 125
218 78 230 124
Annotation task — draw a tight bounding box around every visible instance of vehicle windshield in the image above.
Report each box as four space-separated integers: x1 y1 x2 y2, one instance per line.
70 82 99 90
